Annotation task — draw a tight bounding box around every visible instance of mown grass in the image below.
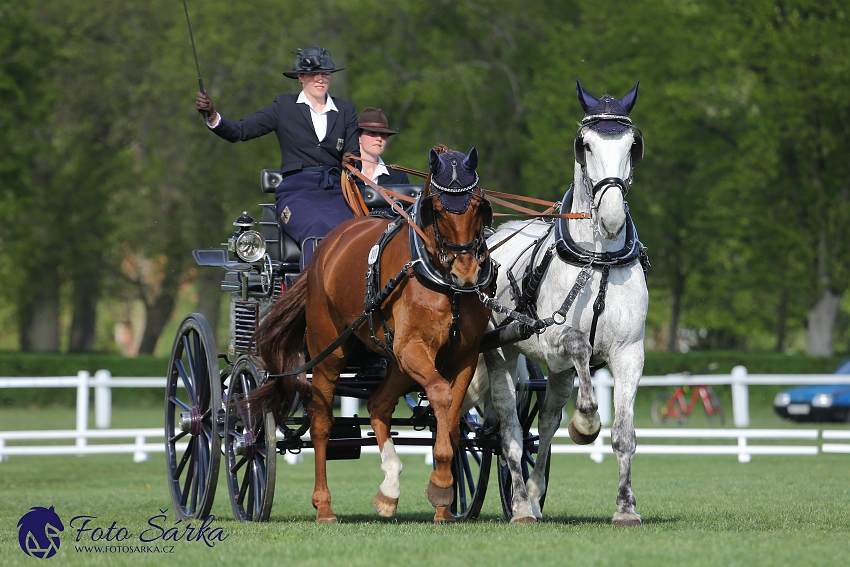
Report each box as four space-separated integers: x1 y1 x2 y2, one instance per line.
1 405 849 567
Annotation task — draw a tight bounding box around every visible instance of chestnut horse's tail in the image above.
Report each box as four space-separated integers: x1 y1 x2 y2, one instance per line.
248 273 312 424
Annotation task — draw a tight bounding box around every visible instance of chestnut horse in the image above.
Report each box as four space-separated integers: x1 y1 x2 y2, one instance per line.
251 146 494 523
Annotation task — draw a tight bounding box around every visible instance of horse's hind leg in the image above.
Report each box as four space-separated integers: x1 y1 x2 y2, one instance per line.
608 343 644 527
565 328 600 444
526 365 574 519
486 347 536 523
366 367 415 518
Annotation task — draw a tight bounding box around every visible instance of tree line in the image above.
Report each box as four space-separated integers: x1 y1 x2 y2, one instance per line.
1 0 848 356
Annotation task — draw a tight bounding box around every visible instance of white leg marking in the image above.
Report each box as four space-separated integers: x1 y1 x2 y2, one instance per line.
379 441 403 499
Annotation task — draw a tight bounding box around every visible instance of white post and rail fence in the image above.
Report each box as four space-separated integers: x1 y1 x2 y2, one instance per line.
1 366 848 464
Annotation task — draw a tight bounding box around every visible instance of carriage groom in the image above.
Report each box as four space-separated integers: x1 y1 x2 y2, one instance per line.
195 46 359 265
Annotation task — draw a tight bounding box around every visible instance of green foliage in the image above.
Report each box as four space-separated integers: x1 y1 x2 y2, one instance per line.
1 0 849 355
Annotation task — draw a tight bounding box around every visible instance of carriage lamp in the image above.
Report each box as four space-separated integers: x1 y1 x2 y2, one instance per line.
774 393 790 407
228 211 266 263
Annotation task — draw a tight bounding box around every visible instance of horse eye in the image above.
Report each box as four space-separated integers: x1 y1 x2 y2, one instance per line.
584 142 591 153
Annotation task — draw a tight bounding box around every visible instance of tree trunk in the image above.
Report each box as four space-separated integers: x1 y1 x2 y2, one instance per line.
68 271 99 352
774 281 788 353
19 269 61 352
138 257 185 355
806 288 842 356
138 206 186 355
667 272 685 352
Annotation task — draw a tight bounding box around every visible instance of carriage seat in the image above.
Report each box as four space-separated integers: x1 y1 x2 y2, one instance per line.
260 169 422 208
258 170 423 264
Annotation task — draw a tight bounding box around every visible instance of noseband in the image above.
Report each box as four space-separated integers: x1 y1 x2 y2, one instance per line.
419 190 492 270
574 121 643 219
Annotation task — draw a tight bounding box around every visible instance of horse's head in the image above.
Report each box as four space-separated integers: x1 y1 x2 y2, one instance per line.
574 80 643 241
422 145 492 289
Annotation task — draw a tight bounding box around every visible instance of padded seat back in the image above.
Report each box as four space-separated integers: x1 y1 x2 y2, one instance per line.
260 204 300 264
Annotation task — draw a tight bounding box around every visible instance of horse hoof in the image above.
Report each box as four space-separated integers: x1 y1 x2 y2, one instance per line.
509 514 537 524
568 419 600 445
315 515 338 524
426 481 454 508
433 506 456 523
373 490 399 518
612 512 641 527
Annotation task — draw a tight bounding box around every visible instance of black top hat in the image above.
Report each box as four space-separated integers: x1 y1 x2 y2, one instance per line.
283 47 345 79
358 108 398 135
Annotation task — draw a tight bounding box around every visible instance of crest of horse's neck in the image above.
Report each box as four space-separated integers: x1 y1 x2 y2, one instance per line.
570 168 626 253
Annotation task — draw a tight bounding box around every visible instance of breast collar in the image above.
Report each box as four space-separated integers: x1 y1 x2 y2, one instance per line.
554 186 642 267
408 195 495 293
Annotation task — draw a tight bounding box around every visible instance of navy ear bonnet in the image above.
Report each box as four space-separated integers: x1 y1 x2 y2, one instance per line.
428 147 480 213
577 80 640 135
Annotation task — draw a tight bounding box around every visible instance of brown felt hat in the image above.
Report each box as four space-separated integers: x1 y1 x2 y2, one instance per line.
358 107 398 135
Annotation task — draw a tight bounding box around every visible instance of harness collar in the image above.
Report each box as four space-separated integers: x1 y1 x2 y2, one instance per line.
408 195 494 293
554 186 642 267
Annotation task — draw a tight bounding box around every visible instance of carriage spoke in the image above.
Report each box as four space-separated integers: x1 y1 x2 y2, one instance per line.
251 460 263 517
240 374 254 429
238 467 250 505
169 395 192 413
173 436 195 480
230 455 248 474
169 430 189 444
175 360 195 405
180 441 196 507
456 453 469 510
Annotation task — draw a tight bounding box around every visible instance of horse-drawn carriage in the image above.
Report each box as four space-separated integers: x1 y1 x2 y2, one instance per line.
164 164 549 523
165 80 650 526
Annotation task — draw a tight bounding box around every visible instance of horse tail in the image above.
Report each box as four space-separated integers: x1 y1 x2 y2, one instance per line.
246 272 312 424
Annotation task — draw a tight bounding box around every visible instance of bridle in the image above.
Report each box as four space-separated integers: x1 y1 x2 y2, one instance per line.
418 187 493 270
573 118 644 220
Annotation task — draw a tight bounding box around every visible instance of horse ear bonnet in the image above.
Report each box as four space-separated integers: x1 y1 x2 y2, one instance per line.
574 80 643 166
427 147 481 216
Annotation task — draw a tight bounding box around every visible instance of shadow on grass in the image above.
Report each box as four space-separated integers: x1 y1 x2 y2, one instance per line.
540 514 677 526
266 511 677 526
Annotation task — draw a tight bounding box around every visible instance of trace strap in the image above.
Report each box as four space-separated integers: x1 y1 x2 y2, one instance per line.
265 260 418 378
476 290 546 332
541 264 594 327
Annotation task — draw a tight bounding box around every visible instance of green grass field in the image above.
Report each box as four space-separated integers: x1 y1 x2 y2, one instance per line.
1 405 849 567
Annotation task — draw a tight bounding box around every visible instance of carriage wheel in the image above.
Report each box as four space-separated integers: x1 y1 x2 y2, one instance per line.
436 408 491 520
497 358 551 521
165 313 222 520
224 357 277 522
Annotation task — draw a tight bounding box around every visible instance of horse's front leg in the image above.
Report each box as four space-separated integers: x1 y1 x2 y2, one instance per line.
486 347 536 523
564 328 600 445
396 343 455 521
608 342 644 526
366 366 415 518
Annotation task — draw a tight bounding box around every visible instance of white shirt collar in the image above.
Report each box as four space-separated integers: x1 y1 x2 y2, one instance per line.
296 90 337 114
372 157 389 183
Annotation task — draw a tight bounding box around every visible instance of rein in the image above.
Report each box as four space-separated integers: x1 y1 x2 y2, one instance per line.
342 160 432 246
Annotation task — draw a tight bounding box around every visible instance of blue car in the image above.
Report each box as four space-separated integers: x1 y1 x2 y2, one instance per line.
774 359 850 422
